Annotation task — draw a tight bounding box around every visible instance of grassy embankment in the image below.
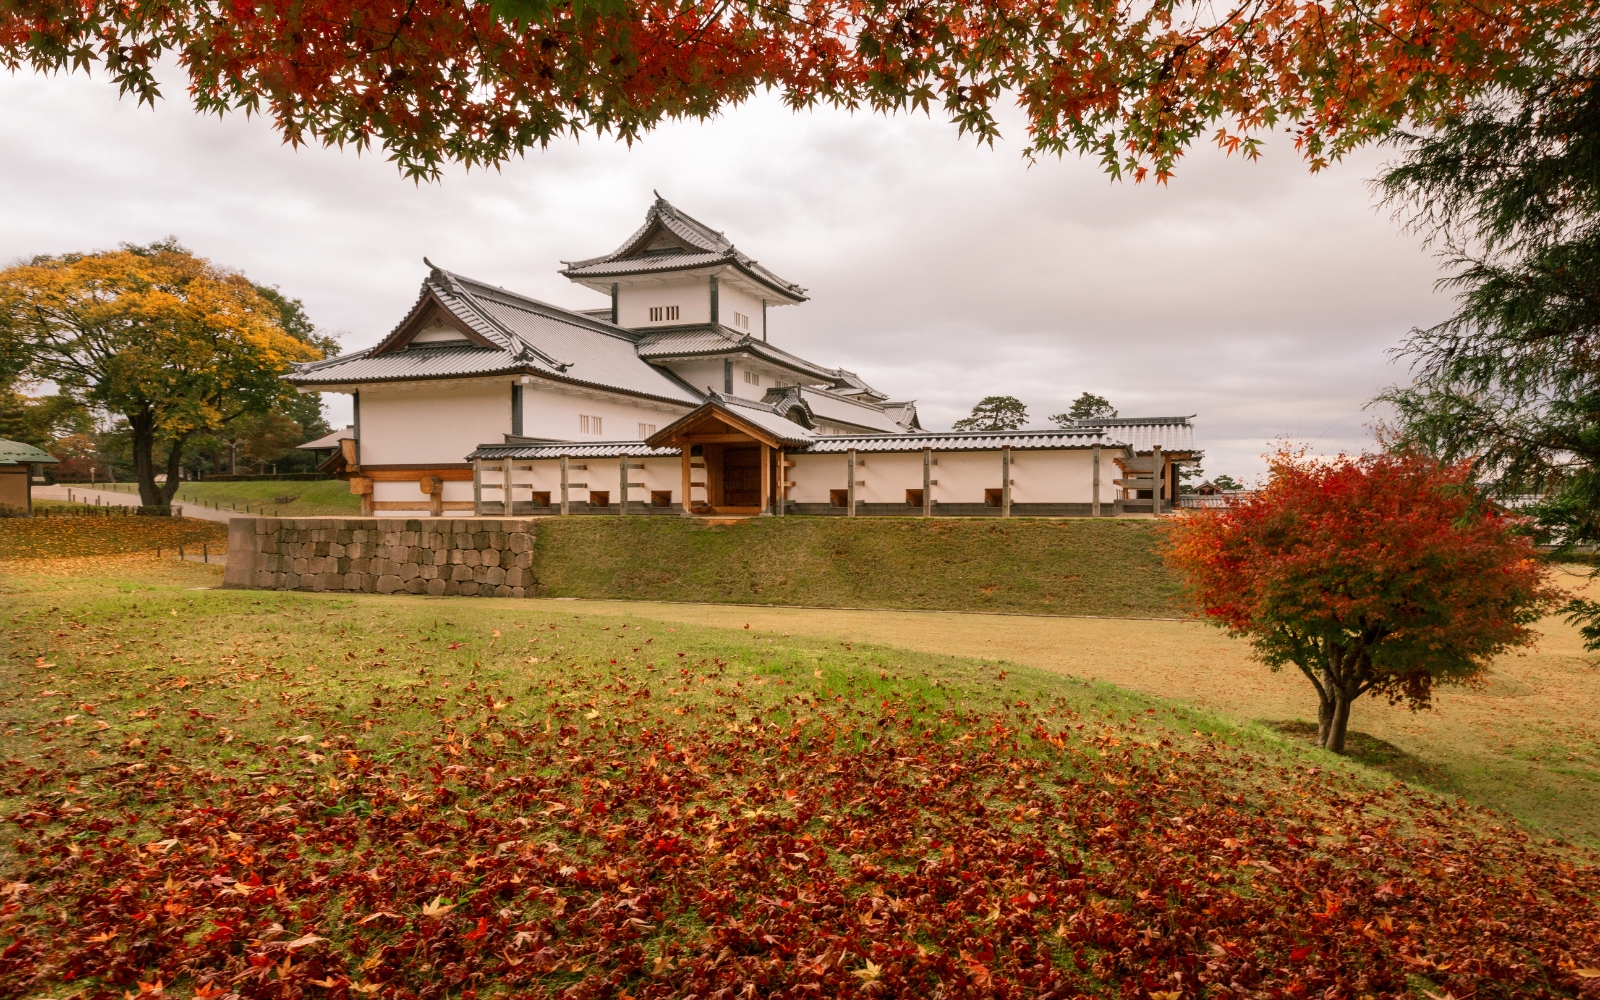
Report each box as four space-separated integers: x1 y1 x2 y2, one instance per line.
527 517 1182 618
72 501 1179 616
1 557 1597 999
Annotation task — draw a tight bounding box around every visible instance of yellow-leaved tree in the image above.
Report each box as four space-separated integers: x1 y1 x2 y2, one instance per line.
0 240 322 507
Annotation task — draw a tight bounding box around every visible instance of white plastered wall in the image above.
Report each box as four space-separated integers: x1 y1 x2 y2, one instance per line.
665 359 728 398
359 380 510 467
616 277 711 329
789 453 850 503
518 380 690 442
656 357 776 403
488 455 687 506
719 284 765 338
1008 449 1100 503
786 449 1100 506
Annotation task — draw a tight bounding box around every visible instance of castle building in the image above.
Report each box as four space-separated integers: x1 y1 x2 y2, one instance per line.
287 196 1199 517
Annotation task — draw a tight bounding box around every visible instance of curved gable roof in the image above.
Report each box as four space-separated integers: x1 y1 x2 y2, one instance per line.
286 265 702 407
560 195 807 302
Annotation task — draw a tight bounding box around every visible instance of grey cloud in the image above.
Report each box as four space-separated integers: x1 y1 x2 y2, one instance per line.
0 68 1448 481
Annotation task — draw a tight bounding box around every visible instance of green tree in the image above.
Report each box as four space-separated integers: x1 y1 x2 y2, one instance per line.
1210 474 1245 492
0 241 322 506
1373 35 1600 644
0 388 92 450
953 396 1028 432
1050 392 1117 426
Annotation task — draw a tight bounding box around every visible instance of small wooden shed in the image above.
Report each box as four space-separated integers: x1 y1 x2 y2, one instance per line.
0 438 58 515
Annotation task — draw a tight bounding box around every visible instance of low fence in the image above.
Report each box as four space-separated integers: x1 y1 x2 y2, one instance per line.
225 517 535 597
7 503 182 518
202 473 334 482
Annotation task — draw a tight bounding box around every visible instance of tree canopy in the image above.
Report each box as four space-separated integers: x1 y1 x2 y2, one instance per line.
953 395 1027 432
1375 34 1600 644
0 242 322 506
1 0 1587 180
1051 392 1117 426
1164 447 1557 753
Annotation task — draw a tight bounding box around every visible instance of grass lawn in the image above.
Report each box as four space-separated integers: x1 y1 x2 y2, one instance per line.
551 575 1600 849
3 558 1597 1000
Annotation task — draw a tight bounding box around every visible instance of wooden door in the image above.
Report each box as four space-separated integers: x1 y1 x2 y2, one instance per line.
721 446 761 507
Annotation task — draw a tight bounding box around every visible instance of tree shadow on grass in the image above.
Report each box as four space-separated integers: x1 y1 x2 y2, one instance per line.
1263 720 1457 792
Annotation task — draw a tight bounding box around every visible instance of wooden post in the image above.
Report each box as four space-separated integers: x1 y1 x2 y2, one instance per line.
427 475 444 517
680 448 692 516
776 447 786 516
471 461 482 516
619 452 628 516
1092 445 1101 517
560 455 570 515
760 443 771 515
923 448 932 517
1001 447 1012 517
847 449 857 517
1152 445 1163 515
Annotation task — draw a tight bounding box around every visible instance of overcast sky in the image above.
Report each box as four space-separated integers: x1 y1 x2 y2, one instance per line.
1 67 1450 481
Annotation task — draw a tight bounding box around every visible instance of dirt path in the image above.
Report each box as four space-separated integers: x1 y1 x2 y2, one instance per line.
520 566 1600 844
35 485 237 524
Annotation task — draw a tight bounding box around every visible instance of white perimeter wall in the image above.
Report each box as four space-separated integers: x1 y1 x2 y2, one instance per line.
789 449 1106 505
485 456 687 505
375 447 1112 515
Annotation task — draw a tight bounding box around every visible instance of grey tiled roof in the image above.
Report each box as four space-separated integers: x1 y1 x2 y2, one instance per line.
287 342 523 386
560 253 728 278
828 368 887 401
470 441 682 460
709 394 819 446
636 326 841 383
1066 416 1199 454
469 424 1123 461
287 268 702 407
774 386 906 434
560 196 806 301
296 426 353 450
804 428 1120 453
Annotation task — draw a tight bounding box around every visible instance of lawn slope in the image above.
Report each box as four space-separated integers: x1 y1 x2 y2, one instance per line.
1 560 1596 1000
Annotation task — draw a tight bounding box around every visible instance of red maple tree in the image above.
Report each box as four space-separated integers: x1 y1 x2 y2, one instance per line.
1164 448 1559 753
0 0 1588 179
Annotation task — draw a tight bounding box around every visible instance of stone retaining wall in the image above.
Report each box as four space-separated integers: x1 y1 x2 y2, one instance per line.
223 517 540 597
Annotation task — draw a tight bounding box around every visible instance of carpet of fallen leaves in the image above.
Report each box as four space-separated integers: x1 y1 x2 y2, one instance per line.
4 688 1600 1000
0 516 227 559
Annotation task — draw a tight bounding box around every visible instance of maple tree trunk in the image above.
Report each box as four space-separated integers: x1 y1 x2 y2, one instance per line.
1323 690 1354 754
1315 689 1336 749
1311 644 1365 754
161 433 190 507
128 411 191 508
129 412 163 508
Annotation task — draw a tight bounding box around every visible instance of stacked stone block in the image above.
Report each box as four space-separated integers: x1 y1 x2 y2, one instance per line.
223 518 540 597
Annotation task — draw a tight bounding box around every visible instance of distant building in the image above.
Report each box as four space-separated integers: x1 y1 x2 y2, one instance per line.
0 439 58 515
287 196 1201 517
296 425 356 475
